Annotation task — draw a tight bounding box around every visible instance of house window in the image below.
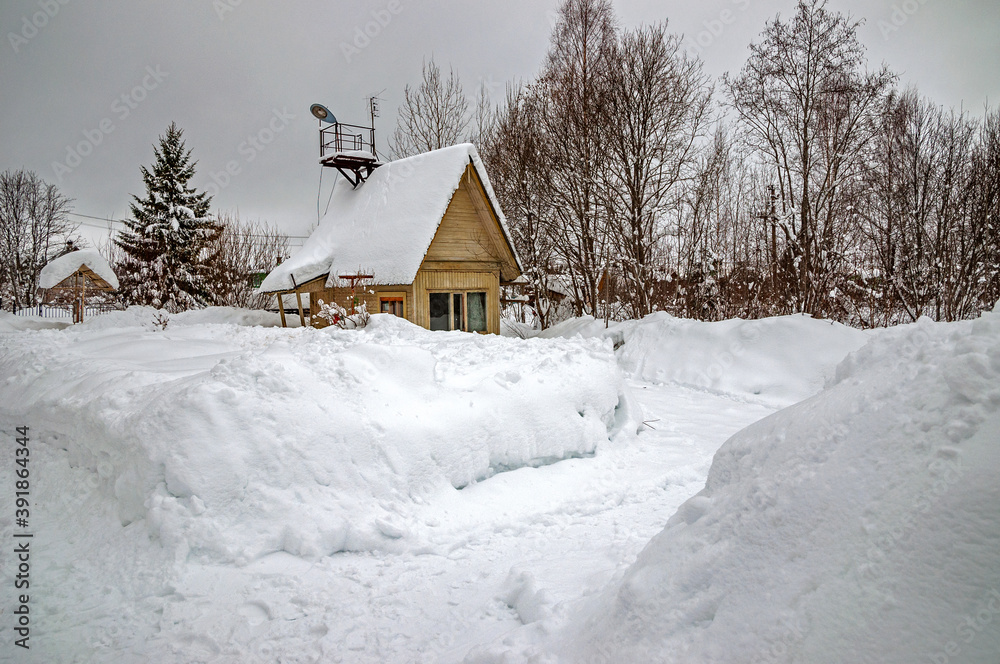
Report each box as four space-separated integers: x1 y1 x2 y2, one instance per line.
429 293 451 331
467 292 487 332
429 291 488 332
380 297 404 317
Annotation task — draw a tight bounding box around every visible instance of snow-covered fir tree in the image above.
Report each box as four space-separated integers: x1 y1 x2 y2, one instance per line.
115 122 220 312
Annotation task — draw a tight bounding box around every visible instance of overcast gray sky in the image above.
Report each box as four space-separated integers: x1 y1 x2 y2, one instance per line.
1 0 998 248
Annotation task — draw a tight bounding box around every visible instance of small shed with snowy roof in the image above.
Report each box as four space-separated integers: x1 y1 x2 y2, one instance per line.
37 249 119 323
258 143 522 334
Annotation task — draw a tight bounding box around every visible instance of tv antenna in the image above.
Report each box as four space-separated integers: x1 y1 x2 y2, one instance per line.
368 90 385 154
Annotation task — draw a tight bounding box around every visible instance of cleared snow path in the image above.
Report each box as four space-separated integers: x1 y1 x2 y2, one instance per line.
142 382 772 663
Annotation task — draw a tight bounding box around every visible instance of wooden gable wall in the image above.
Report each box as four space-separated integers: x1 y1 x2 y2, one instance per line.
409 162 516 334
422 173 503 265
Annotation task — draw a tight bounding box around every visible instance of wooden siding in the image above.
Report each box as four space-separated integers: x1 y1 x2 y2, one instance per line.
309 284 413 328
419 164 520 283
461 165 521 282
412 269 500 334
404 164 511 335
422 179 502 265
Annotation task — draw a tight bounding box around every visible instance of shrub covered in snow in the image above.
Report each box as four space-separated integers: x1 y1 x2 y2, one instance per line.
316 298 371 329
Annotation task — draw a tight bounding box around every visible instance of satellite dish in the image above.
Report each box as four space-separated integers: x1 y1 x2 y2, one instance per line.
310 103 336 124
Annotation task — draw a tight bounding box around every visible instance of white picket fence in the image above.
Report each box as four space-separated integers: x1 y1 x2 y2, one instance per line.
13 304 120 319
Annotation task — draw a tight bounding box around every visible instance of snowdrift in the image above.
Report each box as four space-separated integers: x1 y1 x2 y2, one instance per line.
0 310 633 564
478 311 1000 663
0 310 70 331
542 312 869 406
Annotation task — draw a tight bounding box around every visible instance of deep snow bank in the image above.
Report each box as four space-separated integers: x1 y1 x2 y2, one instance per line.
0 311 633 564
479 311 1000 663
0 310 70 331
542 312 868 406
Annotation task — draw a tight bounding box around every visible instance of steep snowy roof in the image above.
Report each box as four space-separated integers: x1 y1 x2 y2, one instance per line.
259 143 520 293
38 249 119 290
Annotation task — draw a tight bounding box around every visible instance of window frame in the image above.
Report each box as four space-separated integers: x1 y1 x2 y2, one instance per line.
466 291 487 333
378 292 406 319
427 290 489 333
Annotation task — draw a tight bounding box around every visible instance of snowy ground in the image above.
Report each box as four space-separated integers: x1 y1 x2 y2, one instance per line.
1 307 995 663
18 380 768 664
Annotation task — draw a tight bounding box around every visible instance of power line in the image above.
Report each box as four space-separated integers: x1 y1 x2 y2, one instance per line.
68 212 126 225
67 211 310 240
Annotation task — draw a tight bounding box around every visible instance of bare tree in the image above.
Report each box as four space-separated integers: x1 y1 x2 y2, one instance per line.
725 0 895 316
857 92 1000 324
540 0 618 317
932 106 995 320
603 22 712 319
857 89 941 324
975 108 1000 312
0 169 77 312
206 211 290 309
672 126 731 319
467 80 497 149
390 57 471 159
443 0 1000 328
481 83 561 328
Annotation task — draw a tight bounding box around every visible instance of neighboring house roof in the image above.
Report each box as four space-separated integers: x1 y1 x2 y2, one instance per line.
38 249 119 290
546 274 576 299
258 143 522 293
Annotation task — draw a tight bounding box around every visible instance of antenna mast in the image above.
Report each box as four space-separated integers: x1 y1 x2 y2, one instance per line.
368 90 385 159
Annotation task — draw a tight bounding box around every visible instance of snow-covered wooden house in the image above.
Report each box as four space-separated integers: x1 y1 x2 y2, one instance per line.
258 144 522 334
37 249 119 323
